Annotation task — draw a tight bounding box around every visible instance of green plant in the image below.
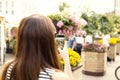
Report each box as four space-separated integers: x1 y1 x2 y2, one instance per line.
59 2 70 12
81 12 114 52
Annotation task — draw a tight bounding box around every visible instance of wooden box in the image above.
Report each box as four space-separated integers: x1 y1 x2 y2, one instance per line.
107 45 116 61
82 51 107 76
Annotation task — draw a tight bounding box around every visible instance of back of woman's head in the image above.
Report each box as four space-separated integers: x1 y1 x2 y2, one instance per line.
10 14 60 80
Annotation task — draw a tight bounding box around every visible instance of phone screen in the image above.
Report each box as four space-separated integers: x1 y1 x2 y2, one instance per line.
55 34 65 50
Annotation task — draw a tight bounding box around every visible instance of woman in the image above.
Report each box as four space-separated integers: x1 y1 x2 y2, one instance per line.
0 14 73 80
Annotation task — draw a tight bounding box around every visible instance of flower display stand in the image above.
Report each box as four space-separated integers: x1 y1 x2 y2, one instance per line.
82 51 107 76
72 63 83 71
116 43 120 55
107 45 116 61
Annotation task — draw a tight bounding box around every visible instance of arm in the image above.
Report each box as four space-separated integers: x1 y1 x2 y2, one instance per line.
53 71 71 80
59 41 74 80
72 41 76 50
72 37 76 50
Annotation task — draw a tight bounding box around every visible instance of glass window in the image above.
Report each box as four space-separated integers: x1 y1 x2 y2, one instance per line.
12 10 14 15
6 1 8 8
12 1 14 7
6 10 8 14
0 1 2 12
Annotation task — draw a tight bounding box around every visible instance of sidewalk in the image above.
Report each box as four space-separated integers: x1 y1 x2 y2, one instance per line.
0 53 14 69
73 54 120 80
1 53 120 80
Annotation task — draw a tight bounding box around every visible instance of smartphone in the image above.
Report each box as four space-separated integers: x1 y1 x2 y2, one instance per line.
55 34 65 50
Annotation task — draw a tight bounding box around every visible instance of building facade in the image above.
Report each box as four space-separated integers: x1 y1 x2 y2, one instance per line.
115 0 120 15
0 0 38 22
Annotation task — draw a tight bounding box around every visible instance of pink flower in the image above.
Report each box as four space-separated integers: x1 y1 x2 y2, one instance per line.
74 19 81 25
65 30 70 37
68 26 73 31
76 29 86 36
57 21 64 28
58 30 63 35
69 15 80 25
76 30 81 35
63 29 66 33
69 15 76 21
79 18 88 26
69 31 73 36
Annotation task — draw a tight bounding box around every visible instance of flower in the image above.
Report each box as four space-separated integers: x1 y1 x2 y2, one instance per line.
83 43 106 53
60 48 81 67
70 15 81 25
57 21 64 28
68 26 73 31
99 38 117 45
58 30 63 35
79 18 88 26
76 29 86 37
109 38 117 45
116 38 120 43
49 13 87 38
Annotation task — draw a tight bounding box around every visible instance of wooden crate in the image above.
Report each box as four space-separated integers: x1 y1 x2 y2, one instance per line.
116 43 120 55
82 51 107 76
107 45 116 61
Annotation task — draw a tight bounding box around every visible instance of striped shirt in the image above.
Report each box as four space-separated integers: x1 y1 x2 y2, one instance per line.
6 64 55 80
39 68 55 80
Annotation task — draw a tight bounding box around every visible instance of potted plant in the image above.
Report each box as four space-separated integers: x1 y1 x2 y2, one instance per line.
82 42 107 76
107 38 117 61
81 12 112 76
116 38 120 55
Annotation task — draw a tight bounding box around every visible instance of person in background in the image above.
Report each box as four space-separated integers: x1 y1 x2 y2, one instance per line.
0 14 73 80
8 27 17 54
72 30 84 55
68 34 76 49
10 27 17 39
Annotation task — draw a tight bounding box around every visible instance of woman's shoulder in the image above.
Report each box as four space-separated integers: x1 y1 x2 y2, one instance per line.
1 60 14 73
2 59 14 67
0 60 14 80
52 71 71 80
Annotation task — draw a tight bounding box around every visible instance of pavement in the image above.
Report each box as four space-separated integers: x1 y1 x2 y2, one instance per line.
0 53 120 80
73 54 120 80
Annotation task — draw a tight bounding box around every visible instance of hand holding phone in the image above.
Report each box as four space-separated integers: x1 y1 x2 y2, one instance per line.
58 40 69 61
55 34 65 50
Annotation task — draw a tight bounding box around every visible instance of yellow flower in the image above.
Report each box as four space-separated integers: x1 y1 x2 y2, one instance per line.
116 38 120 43
60 48 81 67
98 40 103 44
109 38 117 45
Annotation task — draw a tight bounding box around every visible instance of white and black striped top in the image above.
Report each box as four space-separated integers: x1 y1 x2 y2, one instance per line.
39 68 55 80
6 64 55 80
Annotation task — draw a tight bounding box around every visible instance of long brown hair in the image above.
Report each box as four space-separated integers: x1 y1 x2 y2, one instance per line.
1 14 60 80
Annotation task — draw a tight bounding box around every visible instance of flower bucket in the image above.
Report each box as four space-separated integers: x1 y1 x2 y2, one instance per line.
82 51 107 76
116 43 120 55
107 45 116 61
